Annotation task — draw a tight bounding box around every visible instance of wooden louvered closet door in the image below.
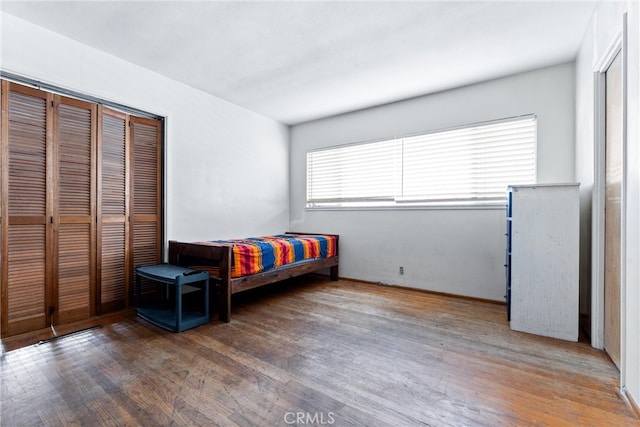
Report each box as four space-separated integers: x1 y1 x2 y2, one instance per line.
2 80 163 337
1 82 52 336
130 117 162 286
97 107 129 313
54 96 96 324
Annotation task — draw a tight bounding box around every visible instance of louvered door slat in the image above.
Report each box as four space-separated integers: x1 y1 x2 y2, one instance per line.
98 108 128 313
100 222 126 309
132 120 159 216
131 118 161 260
7 225 47 334
131 118 161 296
101 114 126 216
56 98 95 324
133 222 159 266
8 91 47 217
58 223 91 322
3 85 50 336
59 102 92 216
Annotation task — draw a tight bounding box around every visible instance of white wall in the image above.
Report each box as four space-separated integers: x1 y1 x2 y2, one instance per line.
0 13 290 244
290 64 575 302
575 0 640 410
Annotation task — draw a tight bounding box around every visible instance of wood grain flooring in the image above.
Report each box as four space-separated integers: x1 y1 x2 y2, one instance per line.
1 276 638 426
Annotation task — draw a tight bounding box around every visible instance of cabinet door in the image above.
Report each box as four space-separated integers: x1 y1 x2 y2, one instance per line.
131 117 162 283
97 107 129 313
1 83 52 336
54 96 96 323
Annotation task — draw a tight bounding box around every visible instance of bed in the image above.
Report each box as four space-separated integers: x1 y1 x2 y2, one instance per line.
168 232 339 322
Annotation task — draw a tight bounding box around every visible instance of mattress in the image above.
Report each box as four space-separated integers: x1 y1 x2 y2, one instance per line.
197 234 337 278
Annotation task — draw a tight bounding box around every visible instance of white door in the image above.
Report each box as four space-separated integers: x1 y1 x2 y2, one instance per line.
604 51 622 369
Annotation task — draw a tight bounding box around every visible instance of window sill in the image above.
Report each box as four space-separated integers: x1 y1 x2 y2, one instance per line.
305 204 507 211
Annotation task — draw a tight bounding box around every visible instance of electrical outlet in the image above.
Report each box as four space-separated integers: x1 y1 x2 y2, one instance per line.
399 266 404 275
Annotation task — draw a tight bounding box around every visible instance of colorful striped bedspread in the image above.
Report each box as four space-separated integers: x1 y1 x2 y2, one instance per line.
197 234 337 278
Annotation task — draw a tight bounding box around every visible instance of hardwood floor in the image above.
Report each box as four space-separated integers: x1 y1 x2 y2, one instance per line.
1 276 637 426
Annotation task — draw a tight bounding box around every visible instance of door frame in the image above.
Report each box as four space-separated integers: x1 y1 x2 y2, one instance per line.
592 14 627 389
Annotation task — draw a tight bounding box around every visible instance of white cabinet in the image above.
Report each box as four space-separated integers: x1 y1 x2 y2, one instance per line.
506 184 579 341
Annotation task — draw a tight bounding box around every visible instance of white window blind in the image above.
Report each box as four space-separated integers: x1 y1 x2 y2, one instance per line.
306 115 536 208
306 139 402 204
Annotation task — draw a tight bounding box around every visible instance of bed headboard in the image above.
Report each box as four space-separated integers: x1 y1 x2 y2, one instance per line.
168 240 230 268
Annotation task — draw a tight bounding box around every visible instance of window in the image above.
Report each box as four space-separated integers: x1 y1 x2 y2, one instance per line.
306 115 536 208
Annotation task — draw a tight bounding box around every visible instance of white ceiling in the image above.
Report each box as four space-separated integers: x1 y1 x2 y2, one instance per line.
1 1 597 125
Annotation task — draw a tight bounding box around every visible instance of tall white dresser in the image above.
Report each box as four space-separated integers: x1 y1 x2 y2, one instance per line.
506 183 580 341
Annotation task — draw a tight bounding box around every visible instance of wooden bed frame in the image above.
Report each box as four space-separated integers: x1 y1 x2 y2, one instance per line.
168 232 339 322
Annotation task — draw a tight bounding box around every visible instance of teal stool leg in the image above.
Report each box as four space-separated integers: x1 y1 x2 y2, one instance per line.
205 278 210 321
176 281 182 332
